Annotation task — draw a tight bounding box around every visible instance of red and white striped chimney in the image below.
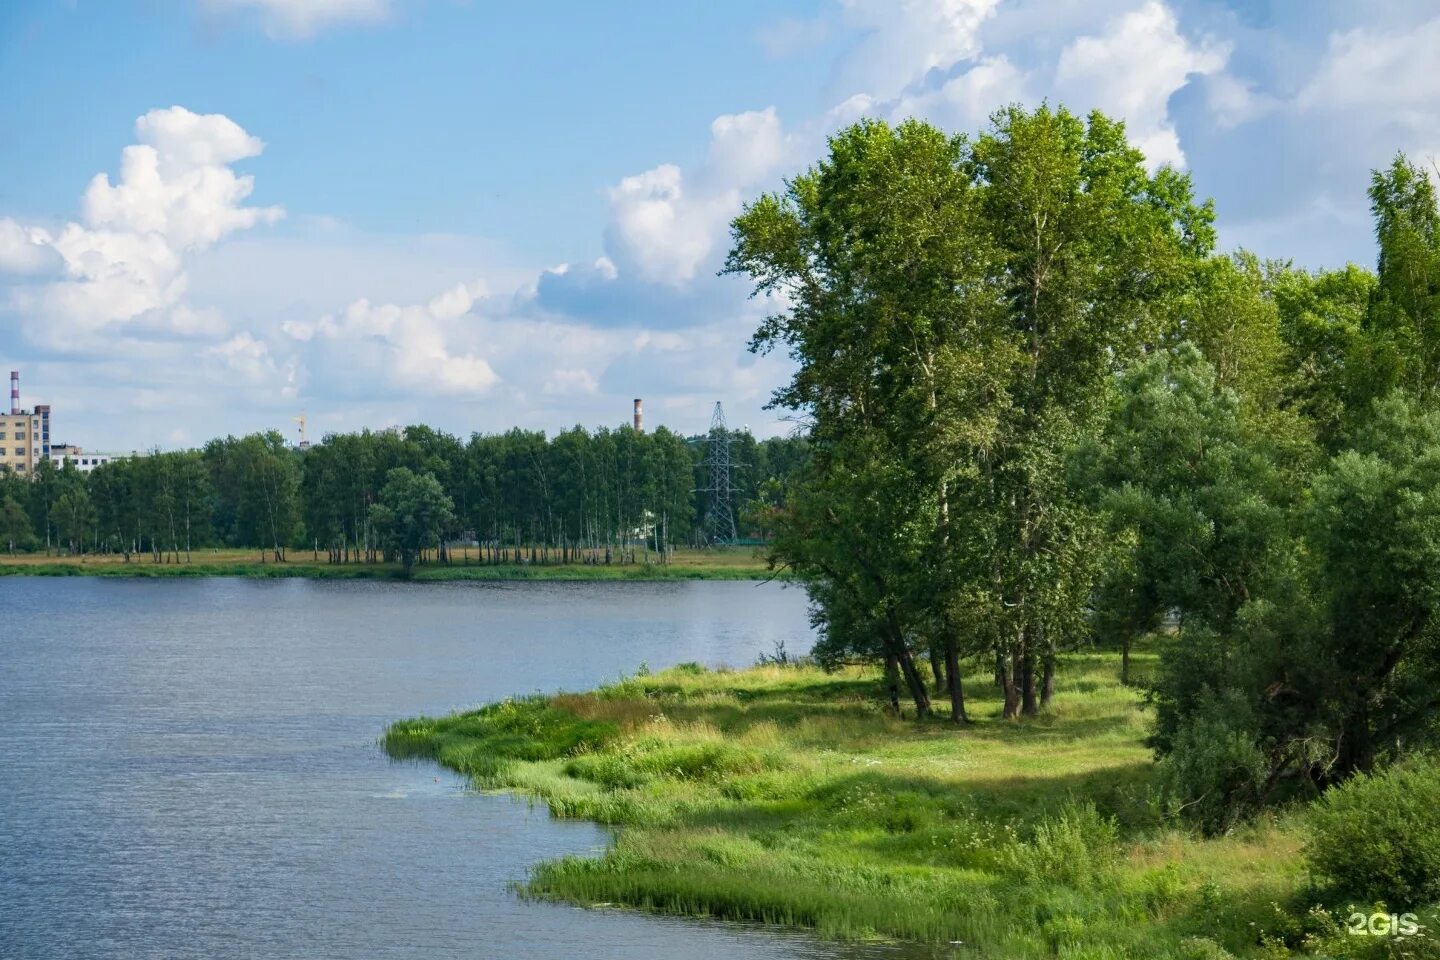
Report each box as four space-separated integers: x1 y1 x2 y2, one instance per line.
9 371 17 415
633 398 644 433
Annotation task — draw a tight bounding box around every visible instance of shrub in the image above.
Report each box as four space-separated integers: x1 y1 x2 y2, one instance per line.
1305 760 1440 906
1003 800 1120 889
1173 937 1237 960
1155 691 1270 834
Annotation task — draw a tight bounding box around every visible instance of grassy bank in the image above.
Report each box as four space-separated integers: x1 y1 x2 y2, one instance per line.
384 654 1439 959
0 547 775 581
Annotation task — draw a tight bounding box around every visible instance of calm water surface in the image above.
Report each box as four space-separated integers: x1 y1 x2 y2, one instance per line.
0 578 935 960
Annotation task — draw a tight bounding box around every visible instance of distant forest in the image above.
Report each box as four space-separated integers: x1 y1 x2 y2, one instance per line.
0 422 809 562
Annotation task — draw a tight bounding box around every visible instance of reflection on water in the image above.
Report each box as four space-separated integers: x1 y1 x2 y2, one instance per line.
0 578 942 960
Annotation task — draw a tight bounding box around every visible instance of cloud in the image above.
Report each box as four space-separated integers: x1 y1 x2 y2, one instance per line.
17 0 1438 453
205 331 293 387
835 0 1001 101
542 368 599 396
1184 7 1440 266
0 219 62 275
603 107 788 287
892 55 1030 133
4 106 282 349
202 0 391 38
1297 15 1440 137
285 282 499 397
1054 1 1228 168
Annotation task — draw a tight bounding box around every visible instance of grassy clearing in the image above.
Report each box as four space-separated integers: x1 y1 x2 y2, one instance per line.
0 546 774 581
385 652 1440 959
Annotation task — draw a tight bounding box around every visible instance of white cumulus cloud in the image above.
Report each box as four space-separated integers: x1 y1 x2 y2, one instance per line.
287 282 499 396
1297 13 1440 162
836 0 1001 101
603 107 789 286
0 219 62 275
6 106 283 349
1054 1 1228 168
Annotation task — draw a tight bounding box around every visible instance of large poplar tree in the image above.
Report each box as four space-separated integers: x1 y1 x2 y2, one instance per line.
729 106 1214 718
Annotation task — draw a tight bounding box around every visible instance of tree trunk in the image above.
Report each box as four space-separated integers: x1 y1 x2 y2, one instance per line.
1337 706 1375 778
1021 648 1038 717
1001 650 1019 719
1040 628 1056 710
928 644 947 694
945 644 968 724
883 651 901 717
883 608 930 719
1121 636 1131 686
1040 654 1055 710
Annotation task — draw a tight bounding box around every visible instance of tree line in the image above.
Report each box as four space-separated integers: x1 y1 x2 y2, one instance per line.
727 105 1440 827
0 423 809 571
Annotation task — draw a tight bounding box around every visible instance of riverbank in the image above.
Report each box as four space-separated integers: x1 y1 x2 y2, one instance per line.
0 547 776 581
384 653 1421 959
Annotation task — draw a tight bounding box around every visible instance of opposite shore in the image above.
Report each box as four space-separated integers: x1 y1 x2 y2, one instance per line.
0 546 778 581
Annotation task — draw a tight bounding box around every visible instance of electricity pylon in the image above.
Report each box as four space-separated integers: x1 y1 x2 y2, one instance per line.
699 401 738 545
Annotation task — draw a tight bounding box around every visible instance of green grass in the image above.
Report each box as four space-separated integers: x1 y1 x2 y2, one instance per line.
0 546 779 581
385 653 1440 959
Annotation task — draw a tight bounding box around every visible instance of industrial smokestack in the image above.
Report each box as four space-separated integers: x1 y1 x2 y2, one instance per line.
633 398 644 433
9 371 16 415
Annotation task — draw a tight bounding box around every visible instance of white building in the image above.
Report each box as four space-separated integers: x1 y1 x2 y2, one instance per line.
49 444 124 473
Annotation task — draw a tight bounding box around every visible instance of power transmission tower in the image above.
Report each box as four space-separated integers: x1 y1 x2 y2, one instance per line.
699 401 739 545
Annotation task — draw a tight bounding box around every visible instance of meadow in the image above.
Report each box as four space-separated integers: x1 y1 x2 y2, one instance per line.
384 651 1440 959
0 546 774 581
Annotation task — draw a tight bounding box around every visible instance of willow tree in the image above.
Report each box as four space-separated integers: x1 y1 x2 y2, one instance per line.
369 467 455 578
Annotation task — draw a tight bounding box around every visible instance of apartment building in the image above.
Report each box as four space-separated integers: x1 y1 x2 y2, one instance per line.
0 372 50 476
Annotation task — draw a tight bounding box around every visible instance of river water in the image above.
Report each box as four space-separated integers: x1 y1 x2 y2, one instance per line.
0 578 930 960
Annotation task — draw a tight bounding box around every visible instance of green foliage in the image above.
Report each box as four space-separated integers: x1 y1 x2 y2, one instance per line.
1270 261 1375 449
564 735 783 789
1155 689 1271 834
384 697 619 783
1359 154 1440 405
1002 800 1121 889
728 106 1213 721
387 654 1336 957
1082 343 1293 642
0 493 33 552
369 467 455 576
1306 760 1440 907
33 421 804 562
1302 393 1440 776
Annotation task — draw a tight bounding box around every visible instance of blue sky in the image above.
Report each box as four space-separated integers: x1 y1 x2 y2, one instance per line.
1 0 1437 452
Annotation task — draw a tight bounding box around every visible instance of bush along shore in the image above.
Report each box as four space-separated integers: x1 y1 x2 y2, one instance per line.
385 652 1440 959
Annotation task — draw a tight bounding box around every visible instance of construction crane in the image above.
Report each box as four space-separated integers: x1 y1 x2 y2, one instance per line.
293 411 310 450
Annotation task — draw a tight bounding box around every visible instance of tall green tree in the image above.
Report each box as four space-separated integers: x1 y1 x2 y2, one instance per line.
730 107 1214 719
0 493 32 553
728 117 1001 718
1082 344 1292 710
1360 154 1440 402
1270 262 1375 449
967 105 1214 715
369 467 455 577
53 485 95 555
